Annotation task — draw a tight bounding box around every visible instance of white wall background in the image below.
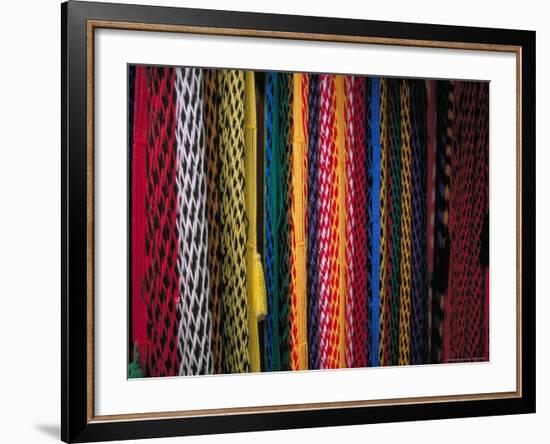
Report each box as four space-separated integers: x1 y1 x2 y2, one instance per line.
0 0 546 443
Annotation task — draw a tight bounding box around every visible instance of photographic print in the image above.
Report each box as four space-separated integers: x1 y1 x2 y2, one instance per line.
63 3 535 440
128 66 489 378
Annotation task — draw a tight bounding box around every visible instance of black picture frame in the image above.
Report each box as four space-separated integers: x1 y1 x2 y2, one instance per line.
61 1 536 442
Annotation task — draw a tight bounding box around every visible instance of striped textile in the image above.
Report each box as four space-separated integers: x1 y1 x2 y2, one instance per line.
128 67 491 376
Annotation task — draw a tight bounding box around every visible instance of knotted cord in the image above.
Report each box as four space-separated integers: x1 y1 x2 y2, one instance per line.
410 80 429 365
344 76 369 368
378 78 391 367
219 70 250 373
445 82 489 362
144 66 180 377
175 67 213 375
244 71 267 372
306 74 321 370
388 79 403 366
369 78 382 367
289 73 309 371
203 69 223 374
398 80 412 366
278 73 293 371
264 72 277 371
318 74 340 369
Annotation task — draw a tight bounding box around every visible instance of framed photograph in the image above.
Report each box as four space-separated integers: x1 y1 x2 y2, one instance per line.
61 0 535 442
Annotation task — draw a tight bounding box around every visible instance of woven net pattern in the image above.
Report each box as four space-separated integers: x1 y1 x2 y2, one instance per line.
306 74 321 369
409 80 429 365
387 79 403 366
203 69 223 373
445 81 489 362
174 67 213 375
344 76 369 368
378 78 391 366
317 74 341 369
278 73 293 371
218 70 250 373
398 80 412 366
144 67 180 377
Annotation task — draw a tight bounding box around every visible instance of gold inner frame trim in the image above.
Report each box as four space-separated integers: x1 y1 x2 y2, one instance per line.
86 19 523 423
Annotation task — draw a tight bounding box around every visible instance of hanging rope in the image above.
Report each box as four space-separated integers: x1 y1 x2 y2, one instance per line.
398 80 412 366
306 74 321 370
131 66 149 372
378 78 391 366
369 77 381 367
264 73 292 372
244 71 267 372
445 81 489 362
203 69 223 374
144 66 180 377
219 70 250 373
335 75 347 367
278 73 293 372
410 80 428 365
174 67 213 375
387 79 403 366
289 73 309 371
263 72 276 371
344 76 368 368
318 74 340 369
344 76 356 367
